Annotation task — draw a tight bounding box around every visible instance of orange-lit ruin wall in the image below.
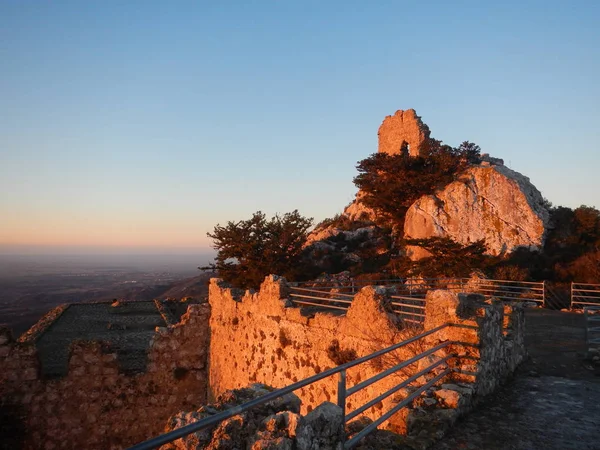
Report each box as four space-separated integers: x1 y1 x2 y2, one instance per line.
0 304 210 449
0 276 526 449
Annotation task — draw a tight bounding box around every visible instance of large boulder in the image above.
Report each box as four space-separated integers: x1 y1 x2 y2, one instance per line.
404 165 549 259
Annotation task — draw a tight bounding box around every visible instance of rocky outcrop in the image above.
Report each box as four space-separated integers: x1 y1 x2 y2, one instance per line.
308 108 550 264
342 192 377 223
378 109 432 157
404 165 549 259
162 384 343 450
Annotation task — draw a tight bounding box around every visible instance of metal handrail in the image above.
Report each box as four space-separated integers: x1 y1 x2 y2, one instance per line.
127 323 452 450
346 342 450 396
292 300 349 311
571 291 600 297
345 355 453 422
290 277 544 319
345 370 451 448
290 286 355 298
390 302 426 310
473 278 543 286
289 293 353 305
469 287 544 296
296 277 544 287
289 288 427 323
390 294 427 301
572 283 600 308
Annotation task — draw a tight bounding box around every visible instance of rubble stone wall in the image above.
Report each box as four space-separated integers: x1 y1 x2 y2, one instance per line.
209 278 527 438
0 277 527 449
208 276 421 425
0 304 210 450
423 290 527 396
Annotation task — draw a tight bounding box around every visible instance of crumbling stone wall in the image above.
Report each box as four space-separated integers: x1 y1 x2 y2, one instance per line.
378 109 432 157
0 304 210 450
423 290 527 396
208 276 421 427
1 278 527 449
209 277 526 440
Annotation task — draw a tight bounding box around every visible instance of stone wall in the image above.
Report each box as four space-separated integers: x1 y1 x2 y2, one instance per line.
1 276 527 449
209 276 421 427
422 290 527 396
378 109 432 157
0 304 210 450
208 277 527 438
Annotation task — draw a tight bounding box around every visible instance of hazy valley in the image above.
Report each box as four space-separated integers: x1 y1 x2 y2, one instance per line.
0 254 213 337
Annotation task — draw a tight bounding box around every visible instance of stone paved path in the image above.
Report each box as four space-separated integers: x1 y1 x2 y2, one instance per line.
432 373 600 450
432 309 600 450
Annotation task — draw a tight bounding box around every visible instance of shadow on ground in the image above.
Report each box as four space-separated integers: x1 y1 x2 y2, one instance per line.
432 309 600 450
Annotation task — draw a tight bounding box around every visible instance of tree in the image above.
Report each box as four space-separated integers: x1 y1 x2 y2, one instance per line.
404 237 489 278
542 205 600 282
206 210 313 289
456 141 482 164
353 141 481 232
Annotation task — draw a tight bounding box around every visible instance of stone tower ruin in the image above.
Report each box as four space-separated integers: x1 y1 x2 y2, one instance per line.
377 109 432 157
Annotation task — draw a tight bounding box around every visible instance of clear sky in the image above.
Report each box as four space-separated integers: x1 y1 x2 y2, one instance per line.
1 1 599 255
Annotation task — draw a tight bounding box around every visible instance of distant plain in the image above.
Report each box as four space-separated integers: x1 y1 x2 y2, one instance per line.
0 253 214 336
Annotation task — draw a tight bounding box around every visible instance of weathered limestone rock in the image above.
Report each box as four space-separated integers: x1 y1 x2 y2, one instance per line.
404 165 549 259
163 384 302 450
296 402 344 450
378 109 432 157
163 386 345 450
342 192 377 223
433 389 461 408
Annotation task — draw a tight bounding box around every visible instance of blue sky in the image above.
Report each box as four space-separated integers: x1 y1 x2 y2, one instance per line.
1 1 599 254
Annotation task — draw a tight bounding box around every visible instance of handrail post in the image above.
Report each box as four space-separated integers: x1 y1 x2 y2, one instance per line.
542 280 546 308
570 282 574 309
338 369 347 444
584 307 589 359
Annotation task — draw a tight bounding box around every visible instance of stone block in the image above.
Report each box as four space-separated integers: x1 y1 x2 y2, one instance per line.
433 389 461 408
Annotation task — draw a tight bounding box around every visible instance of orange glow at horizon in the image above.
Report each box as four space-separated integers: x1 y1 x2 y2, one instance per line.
1 213 212 248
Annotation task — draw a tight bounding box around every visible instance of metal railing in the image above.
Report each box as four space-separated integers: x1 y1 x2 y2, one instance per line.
128 324 456 450
389 294 426 325
572 283 600 308
289 277 545 322
294 278 465 295
288 286 355 311
288 286 427 325
464 278 545 305
294 277 600 311
584 306 600 358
